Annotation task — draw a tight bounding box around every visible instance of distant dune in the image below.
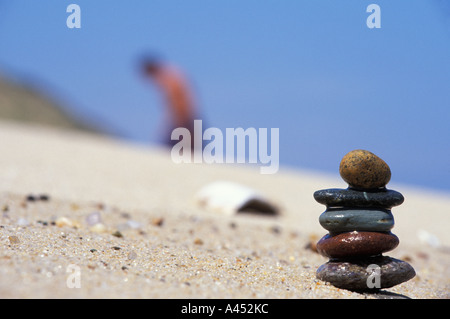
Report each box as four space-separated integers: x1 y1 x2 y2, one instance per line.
0 73 107 134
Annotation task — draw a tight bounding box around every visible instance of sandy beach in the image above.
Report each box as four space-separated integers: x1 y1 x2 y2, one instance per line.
0 119 449 299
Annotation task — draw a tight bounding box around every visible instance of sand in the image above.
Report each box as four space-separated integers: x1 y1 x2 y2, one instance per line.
0 119 449 299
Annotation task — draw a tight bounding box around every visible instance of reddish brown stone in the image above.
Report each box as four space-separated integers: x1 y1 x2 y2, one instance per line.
339 150 391 190
316 231 399 258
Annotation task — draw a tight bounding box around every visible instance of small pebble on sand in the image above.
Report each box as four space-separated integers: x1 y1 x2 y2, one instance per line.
194 238 204 245
86 211 102 226
127 251 138 260
151 217 164 227
16 218 30 226
90 223 107 233
112 230 123 238
55 217 77 228
8 235 20 245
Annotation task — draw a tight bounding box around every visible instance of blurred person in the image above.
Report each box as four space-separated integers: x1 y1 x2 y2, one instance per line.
141 56 200 149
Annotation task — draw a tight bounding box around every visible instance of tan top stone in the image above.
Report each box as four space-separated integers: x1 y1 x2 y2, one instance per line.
339 150 391 189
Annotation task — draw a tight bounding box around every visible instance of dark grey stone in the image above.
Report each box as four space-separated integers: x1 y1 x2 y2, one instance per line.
313 188 404 208
316 255 416 291
319 208 394 233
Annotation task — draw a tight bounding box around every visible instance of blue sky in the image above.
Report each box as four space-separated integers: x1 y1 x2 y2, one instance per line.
0 1 449 192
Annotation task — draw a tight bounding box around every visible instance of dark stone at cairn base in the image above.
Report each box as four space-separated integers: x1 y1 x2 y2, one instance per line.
313 188 404 209
316 231 399 258
316 255 415 291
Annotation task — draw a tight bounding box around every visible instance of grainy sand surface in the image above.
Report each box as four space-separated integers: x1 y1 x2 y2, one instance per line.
0 120 449 299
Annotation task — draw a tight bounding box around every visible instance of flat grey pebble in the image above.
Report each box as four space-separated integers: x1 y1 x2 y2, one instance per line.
314 188 404 208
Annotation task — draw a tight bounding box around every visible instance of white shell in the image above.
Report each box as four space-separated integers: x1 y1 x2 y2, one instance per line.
417 229 440 248
195 181 278 215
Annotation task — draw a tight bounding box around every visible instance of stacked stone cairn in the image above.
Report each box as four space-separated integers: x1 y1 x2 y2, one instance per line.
314 150 415 291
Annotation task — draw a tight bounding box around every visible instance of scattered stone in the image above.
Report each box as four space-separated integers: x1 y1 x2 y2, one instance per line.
86 211 102 226
55 217 77 228
95 202 105 210
116 219 142 231
16 218 30 227
112 230 123 238
127 251 137 260
319 208 394 233
316 256 416 291
194 238 204 245
316 231 399 258
120 212 131 219
39 194 50 201
402 255 413 262
270 225 282 235
151 217 164 227
126 220 142 229
26 194 50 202
26 194 37 202
90 223 107 233
112 246 121 250
8 235 20 245
339 150 391 190
304 234 319 253
416 251 429 260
